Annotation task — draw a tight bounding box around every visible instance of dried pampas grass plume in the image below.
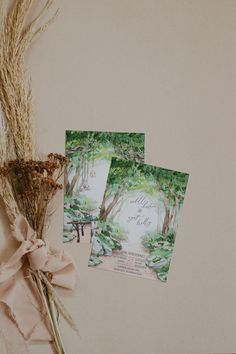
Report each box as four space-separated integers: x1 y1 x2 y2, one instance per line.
0 0 58 162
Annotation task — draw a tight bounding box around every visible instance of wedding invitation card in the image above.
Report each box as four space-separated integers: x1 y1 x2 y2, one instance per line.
63 131 145 243
88 158 189 282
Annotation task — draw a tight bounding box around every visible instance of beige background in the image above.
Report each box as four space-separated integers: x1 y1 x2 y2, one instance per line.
0 1 236 353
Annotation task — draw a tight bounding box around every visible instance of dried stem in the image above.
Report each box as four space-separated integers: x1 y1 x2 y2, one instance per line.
33 270 65 354
41 271 80 336
48 287 67 354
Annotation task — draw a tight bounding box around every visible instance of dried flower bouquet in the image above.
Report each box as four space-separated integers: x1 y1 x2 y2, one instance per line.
0 1 78 354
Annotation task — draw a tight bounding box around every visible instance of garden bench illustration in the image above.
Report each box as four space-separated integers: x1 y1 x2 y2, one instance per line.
67 220 97 243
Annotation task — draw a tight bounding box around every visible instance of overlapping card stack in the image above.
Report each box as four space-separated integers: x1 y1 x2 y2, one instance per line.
63 131 188 282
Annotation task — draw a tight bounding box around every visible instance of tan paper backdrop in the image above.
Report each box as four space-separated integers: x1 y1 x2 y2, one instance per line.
0 1 235 353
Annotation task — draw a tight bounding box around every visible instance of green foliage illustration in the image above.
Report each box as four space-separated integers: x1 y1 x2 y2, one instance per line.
89 221 127 266
100 158 188 235
142 229 175 282
65 131 145 196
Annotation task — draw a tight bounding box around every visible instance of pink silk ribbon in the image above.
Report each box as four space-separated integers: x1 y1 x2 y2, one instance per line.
0 214 77 353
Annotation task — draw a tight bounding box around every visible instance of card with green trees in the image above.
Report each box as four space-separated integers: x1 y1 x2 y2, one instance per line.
63 131 145 243
88 158 189 282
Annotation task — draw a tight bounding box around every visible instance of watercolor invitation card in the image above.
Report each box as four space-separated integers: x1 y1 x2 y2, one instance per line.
88 158 189 282
63 131 145 243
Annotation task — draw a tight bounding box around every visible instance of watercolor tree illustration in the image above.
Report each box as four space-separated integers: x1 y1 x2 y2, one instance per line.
142 167 189 281
89 159 150 266
89 158 188 282
64 131 144 242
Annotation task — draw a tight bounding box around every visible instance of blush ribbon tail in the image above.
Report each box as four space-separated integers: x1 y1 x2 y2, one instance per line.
0 214 77 353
